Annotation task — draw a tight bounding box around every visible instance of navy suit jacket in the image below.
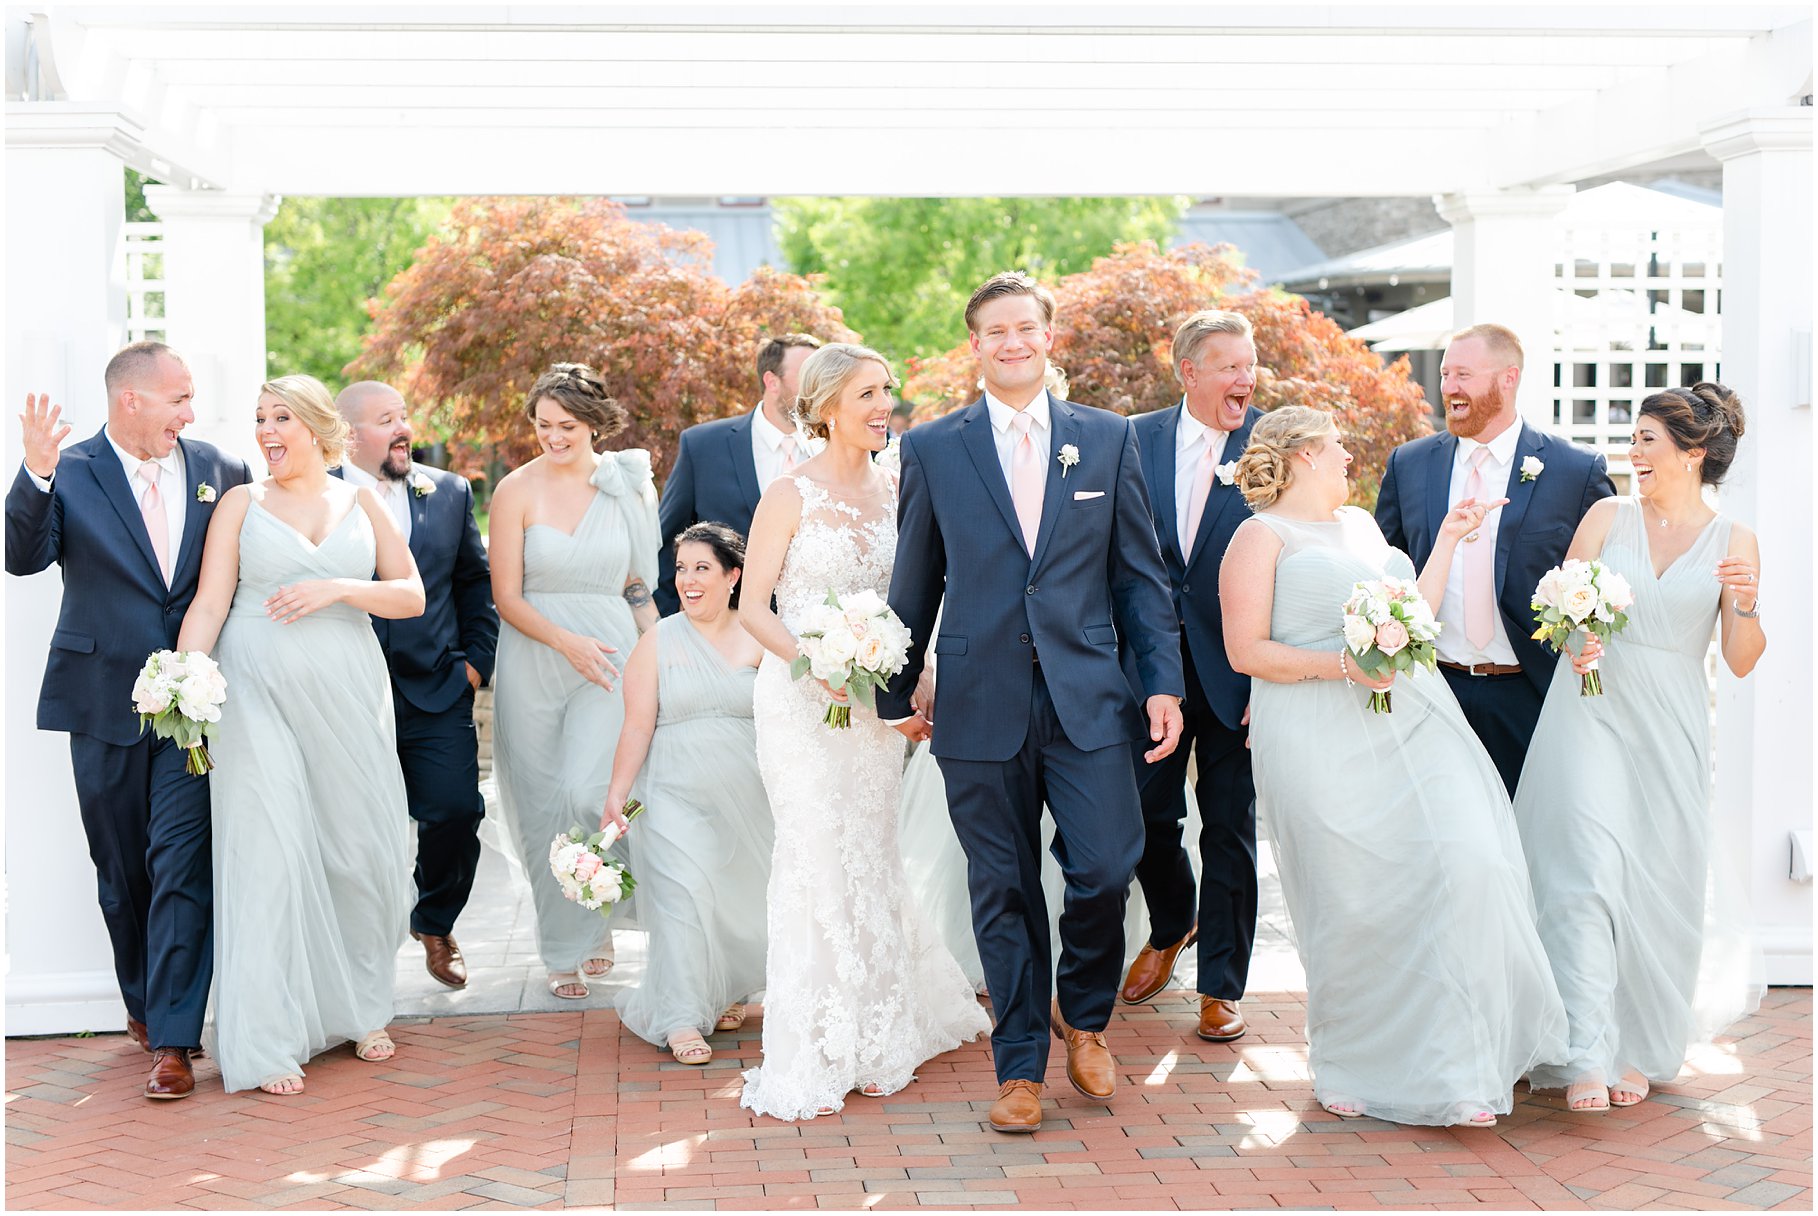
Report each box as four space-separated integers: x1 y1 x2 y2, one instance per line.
880 396 1185 762
1374 422 1616 699
655 408 763 615
335 463 498 714
1124 403 1263 731
5 428 253 747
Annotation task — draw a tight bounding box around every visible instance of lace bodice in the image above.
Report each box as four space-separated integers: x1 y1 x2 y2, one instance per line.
773 475 897 633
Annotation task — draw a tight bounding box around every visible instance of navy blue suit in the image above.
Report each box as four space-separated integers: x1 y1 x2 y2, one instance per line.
1375 422 1614 792
6 429 252 1048
336 463 498 937
882 396 1184 1083
654 408 763 615
1124 403 1263 1000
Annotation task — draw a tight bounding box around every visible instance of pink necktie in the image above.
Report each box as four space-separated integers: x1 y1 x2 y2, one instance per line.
1009 412 1043 556
1463 447 1494 649
137 460 171 584
1180 440 1218 559
781 440 798 475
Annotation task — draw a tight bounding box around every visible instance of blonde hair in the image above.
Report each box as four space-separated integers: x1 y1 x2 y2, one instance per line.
1232 406 1338 510
259 374 351 468
1042 360 1070 398
793 343 897 441
1171 310 1254 386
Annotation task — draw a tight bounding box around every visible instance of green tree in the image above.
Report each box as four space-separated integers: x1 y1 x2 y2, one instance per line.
774 196 1189 362
264 197 452 385
125 168 157 222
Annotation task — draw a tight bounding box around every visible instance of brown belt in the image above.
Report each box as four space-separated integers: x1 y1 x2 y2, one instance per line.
1439 659 1523 677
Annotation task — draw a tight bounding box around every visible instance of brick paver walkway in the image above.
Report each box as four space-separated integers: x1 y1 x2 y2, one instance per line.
6 988 1808 1210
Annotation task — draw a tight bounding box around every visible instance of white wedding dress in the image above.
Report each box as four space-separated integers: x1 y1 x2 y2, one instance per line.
741 475 989 1121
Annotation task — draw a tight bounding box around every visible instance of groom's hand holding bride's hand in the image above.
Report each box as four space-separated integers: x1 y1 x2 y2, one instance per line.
891 711 932 744
1142 695 1184 763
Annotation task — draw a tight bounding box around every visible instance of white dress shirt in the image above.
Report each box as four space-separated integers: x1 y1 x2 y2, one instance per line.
1174 400 1232 552
342 461 413 544
105 427 187 578
1436 422 1522 666
751 404 817 488
984 388 1052 486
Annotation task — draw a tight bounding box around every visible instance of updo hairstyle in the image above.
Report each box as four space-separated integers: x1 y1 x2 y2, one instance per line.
792 343 897 442
1637 382 1747 486
524 362 628 445
1232 406 1338 510
259 374 351 468
672 521 748 608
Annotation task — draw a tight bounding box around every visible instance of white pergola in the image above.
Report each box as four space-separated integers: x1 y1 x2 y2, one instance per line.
5 2 1812 1032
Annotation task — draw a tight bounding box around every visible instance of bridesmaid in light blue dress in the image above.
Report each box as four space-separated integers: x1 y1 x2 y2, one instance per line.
1516 384 1766 1113
488 364 661 1001
177 375 423 1095
603 522 773 1064
1220 406 1567 1128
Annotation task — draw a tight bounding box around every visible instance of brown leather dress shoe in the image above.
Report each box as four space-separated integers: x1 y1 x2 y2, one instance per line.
412 931 469 989
1050 1007 1116 1101
1119 925 1197 1004
145 1048 195 1100
1197 996 1247 1042
988 1079 1043 1133
126 1018 150 1052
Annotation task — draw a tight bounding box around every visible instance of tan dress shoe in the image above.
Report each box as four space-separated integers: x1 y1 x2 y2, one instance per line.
145 1048 195 1100
1119 925 1197 1004
126 1018 150 1052
1050 1007 1116 1100
988 1079 1043 1133
412 931 469 988
1197 996 1247 1042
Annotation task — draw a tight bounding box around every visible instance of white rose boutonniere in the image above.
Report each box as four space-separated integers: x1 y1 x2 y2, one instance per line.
1057 444 1080 478
1519 455 1544 484
195 483 217 504
411 472 436 498
1215 460 1239 487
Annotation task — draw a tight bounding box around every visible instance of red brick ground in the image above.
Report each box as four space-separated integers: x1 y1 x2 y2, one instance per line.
6 988 1809 1210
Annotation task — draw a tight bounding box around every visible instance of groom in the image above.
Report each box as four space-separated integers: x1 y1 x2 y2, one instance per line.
882 273 1184 1134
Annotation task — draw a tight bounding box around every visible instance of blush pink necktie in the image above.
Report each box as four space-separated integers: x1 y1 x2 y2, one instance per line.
1463 446 1495 649
137 460 171 585
781 440 798 476
1009 412 1043 556
1180 440 1219 560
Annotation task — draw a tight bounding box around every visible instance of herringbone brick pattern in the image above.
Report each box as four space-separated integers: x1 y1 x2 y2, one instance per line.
6 989 1808 1210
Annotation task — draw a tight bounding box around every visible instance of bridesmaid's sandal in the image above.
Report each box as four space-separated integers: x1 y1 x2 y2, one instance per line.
548 971 589 1000
1609 1071 1650 1107
354 1030 395 1063
259 1074 305 1095
581 954 614 979
667 1032 713 1066
1566 1077 1611 1111
715 1004 747 1032
1321 1098 1364 1119
1459 1109 1498 1128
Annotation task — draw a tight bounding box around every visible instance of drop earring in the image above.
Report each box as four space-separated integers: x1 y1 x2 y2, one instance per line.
1685 461 1693 473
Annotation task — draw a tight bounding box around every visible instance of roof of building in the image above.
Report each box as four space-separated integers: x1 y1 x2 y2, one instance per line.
1171 211 1327 285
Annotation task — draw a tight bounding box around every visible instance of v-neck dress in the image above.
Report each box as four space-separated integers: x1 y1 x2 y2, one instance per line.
1515 498 1762 1090
205 497 411 1091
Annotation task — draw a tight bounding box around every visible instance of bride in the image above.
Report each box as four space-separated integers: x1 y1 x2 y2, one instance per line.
737 342 989 1120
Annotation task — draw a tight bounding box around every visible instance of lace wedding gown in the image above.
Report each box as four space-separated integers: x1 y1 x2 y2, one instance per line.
741 475 989 1120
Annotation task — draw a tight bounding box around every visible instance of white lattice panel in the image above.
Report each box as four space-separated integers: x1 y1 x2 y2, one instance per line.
123 222 166 344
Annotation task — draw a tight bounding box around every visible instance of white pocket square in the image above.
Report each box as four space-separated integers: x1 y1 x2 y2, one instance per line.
1073 490 1105 500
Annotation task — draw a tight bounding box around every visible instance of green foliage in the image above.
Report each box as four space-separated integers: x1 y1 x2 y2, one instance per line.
124 168 158 222
774 196 1189 361
264 197 452 387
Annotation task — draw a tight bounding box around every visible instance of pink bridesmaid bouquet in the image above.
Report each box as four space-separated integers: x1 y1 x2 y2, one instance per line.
1341 577 1442 714
131 649 227 775
548 800 644 915
1530 559 1633 696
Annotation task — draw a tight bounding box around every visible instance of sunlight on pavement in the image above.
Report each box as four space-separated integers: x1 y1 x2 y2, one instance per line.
1143 1048 1179 1086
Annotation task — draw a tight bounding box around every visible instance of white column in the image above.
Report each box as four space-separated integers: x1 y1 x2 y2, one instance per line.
4 110 135 1033
1436 187 1575 425
142 188 279 459
1701 106 1814 985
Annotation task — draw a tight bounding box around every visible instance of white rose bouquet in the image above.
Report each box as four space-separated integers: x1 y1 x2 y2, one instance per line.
548 799 645 914
132 649 227 775
1341 577 1442 714
1530 558 1633 696
788 588 913 729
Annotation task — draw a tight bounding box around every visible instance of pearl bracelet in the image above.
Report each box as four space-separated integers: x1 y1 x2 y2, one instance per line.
1338 650 1355 687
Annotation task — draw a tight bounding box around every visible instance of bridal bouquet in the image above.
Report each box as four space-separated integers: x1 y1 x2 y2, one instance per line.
789 588 913 728
548 799 645 915
132 650 227 775
1341 577 1442 714
1530 559 1633 696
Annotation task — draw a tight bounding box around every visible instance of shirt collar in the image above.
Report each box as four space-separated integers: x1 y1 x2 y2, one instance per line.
1176 397 1214 452
105 426 178 480
985 389 1051 436
751 403 798 452
1459 420 1523 467
341 461 402 495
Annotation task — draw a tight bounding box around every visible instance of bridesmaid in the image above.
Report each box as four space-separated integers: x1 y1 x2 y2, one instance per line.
489 363 660 1000
1517 383 1766 1112
601 522 773 1065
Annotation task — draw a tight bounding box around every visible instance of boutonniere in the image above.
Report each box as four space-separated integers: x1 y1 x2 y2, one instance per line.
195 482 216 503
1057 444 1080 478
1215 460 1238 487
411 473 436 498
1519 456 1544 484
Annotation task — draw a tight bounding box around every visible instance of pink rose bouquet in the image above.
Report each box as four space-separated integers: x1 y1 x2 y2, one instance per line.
547 800 645 915
1340 577 1442 714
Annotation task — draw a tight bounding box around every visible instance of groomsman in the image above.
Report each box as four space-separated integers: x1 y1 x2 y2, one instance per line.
1120 311 1264 1043
1375 324 1614 793
655 333 821 614
336 382 498 988
6 343 252 1098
